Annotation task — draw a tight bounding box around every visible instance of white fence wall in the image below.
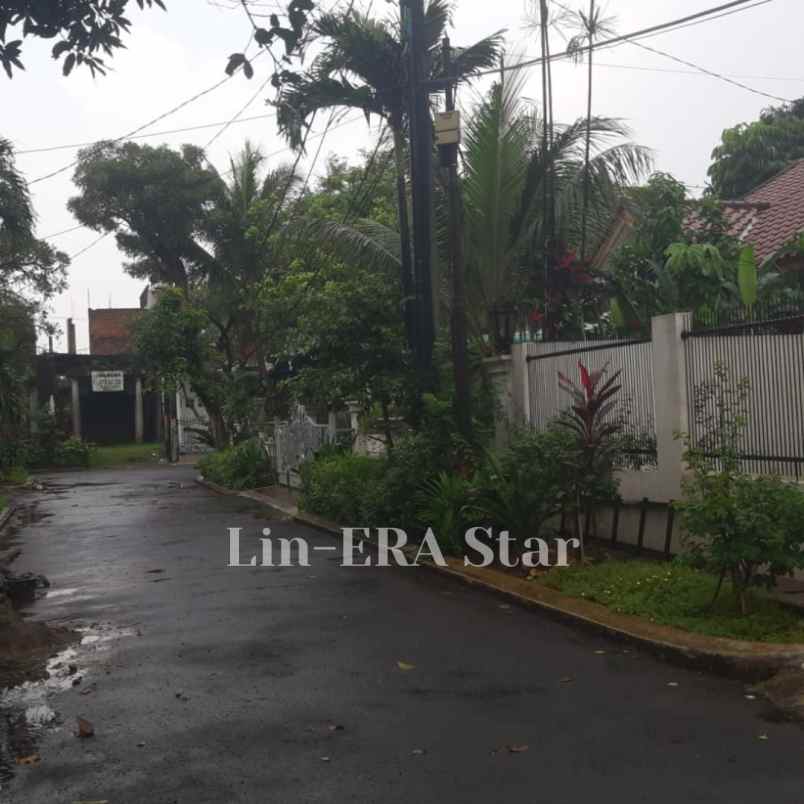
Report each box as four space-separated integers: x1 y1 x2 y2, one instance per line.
685 332 804 479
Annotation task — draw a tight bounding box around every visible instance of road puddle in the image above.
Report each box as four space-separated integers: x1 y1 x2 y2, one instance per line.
0 623 136 791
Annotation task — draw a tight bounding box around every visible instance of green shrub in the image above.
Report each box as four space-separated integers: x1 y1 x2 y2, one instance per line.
299 452 384 523
361 433 446 526
414 472 472 555
468 428 575 546
678 364 804 614
198 438 275 490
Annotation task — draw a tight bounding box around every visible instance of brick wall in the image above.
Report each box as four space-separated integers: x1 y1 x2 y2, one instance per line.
88 308 143 355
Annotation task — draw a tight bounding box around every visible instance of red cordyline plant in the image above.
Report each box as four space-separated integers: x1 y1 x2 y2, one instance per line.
557 361 623 559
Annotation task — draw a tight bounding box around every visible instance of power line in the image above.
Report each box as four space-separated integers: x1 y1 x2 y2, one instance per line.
41 223 85 239
69 232 111 260
16 112 277 156
625 38 791 104
465 0 780 85
592 61 804 84
27 50 266 186
203 73 274 150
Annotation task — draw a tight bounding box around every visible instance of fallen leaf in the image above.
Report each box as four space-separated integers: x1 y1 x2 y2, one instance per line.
76 717 94 738
397 661 415 671
15 753 41 766
507 744 529 754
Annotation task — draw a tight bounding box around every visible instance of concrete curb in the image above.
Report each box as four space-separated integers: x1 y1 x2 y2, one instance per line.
194 479 804 681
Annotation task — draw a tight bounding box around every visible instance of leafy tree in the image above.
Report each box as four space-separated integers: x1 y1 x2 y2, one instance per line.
0 138 68 472
0 0 166 78
69 141 220 289
71 140 305 445
607 173 777 330
707 97 804 198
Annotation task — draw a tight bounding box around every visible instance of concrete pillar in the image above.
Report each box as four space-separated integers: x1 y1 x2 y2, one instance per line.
135 377 144 444
29 388 39 434
651 312 690 500
70 378 81 440
67 318 76 354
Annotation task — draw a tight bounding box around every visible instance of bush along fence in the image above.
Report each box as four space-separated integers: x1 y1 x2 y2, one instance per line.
498 307 804 556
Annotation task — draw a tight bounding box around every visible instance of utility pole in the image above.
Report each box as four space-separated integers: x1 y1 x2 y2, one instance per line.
401 0 435 387
438 37 471 441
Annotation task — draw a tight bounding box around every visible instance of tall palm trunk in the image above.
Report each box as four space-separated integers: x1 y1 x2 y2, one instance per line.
392 124 416 351
580 0 595 262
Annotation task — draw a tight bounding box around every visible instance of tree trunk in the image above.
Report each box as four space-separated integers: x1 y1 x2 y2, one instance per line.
580 0 595 262
392 125 416 355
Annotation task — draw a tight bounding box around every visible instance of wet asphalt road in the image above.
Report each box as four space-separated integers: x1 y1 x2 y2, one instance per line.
2 464 803 803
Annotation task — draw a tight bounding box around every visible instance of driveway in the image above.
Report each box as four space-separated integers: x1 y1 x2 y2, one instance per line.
2 465 802 803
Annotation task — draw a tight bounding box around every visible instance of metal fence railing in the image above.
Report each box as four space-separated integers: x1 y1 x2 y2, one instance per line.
683 309 804 479
526 337 658 468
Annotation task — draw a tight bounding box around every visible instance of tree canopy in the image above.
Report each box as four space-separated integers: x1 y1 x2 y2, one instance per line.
707 97 804 198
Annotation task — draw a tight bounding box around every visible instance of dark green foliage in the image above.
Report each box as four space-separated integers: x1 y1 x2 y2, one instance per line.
24 413 94 469
707 97 804 198
0 1 166 79
198 439 276 491
607 173 766 332
299 452 384 524
414 472 472 556
467 428 575 545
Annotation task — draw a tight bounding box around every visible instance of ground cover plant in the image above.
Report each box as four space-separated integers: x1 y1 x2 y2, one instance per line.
542 558 804 643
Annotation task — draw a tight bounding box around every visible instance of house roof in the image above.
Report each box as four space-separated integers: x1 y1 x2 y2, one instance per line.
722 158 804 262
594 160 804 269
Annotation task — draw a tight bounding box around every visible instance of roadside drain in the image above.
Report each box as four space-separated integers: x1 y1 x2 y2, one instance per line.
0 622 137 790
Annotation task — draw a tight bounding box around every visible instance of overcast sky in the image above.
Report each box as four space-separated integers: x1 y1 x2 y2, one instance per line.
4 0 803 351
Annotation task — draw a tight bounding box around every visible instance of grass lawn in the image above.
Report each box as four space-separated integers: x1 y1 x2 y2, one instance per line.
540 559 804 644
89 443 161 468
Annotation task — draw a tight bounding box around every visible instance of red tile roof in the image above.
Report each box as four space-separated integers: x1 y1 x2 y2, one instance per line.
721 159 804 263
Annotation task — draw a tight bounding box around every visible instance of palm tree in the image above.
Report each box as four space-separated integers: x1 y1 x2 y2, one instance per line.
461 62 650 340
275 1 503 349
304 69 651 346
567 1 617 261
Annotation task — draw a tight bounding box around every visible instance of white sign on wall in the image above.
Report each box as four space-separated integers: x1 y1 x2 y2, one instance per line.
91 371 125 392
